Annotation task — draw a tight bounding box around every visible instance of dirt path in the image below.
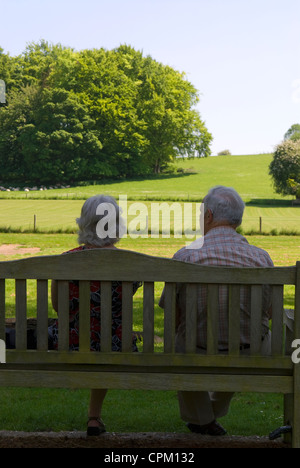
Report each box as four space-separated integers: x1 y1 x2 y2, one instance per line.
0 431 289 448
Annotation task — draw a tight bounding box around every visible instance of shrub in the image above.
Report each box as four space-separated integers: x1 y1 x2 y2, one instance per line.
269 140 300 197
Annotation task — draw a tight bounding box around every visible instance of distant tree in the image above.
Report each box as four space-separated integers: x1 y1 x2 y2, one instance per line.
0 41 213 182
0 47 19 97
50 44 213 174
217 149 231 156
269 140 300 198
0 85 103 183
284 124 300 141
119 47 212 173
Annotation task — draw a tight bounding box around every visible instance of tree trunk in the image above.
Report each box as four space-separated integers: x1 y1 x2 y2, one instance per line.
154 160 161 174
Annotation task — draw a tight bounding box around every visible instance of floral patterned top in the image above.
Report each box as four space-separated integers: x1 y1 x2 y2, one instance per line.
51 246 141 352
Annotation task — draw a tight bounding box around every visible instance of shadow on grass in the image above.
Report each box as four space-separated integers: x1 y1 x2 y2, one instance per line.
78 170 198 186
246 198 297 207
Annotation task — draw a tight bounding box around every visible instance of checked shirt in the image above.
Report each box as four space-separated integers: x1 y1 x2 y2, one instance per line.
171 226 274 351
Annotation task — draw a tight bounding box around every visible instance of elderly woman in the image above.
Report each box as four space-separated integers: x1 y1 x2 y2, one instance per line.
50 195 141 436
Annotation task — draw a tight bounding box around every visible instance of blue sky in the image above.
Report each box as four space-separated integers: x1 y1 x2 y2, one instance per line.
1 0 300 155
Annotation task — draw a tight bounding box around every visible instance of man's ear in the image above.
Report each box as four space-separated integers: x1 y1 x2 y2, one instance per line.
206 209 213 222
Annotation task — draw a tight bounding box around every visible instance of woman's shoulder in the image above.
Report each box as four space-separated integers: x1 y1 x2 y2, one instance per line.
63 246 85 254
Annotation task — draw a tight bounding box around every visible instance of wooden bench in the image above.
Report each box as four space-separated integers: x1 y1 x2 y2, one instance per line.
0 249 299 447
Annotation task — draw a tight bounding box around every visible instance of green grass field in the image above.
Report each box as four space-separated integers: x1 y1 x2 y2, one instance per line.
0 387 284 436
0 232 299 264
0 153 298 436
0 154 298 236
0 153 294 202
0 199 299 235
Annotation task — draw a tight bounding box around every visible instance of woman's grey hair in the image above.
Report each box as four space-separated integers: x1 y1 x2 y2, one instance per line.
203 186 245 227
76 195 126 247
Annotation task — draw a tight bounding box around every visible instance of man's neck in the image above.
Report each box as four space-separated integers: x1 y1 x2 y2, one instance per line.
204 223 237 235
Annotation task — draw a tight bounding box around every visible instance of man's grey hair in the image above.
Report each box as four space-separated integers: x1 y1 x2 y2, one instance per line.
76 195 126 247
203 186 245 227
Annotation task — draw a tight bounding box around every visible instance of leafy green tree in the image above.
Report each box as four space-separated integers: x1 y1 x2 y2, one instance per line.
48 46 151 177
0 47 20 97
284 124 300 142
0 85 103 183
115 46 212 173
0 41 212 182
269 140 300 198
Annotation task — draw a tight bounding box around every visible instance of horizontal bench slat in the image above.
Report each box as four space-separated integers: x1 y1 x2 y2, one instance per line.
5 350 293 370
0 250 296 284
0 368 293 393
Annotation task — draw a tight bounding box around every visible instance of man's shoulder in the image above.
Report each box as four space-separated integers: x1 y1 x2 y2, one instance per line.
173 246 188 260
172 234 274 268
173 245 203 263
246 243 274 266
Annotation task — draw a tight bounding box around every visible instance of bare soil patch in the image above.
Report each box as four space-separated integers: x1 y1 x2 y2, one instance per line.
0 244 40 256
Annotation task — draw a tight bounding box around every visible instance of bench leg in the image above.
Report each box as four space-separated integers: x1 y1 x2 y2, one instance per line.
292 370 300 448
284 394 293 444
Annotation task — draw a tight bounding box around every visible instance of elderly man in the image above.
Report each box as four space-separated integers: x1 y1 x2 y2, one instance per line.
159 185 274 436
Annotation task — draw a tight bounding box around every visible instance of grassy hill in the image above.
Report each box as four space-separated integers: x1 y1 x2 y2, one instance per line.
0 153 293 203
0 153 299 235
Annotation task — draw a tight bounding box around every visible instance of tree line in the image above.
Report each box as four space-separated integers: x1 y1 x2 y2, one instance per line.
0 41 212 184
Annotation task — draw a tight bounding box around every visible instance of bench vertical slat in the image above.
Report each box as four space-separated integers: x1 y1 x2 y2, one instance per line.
36 280 49 351
271 285 284 356
228 285 241 356
207 284 219 355
164 283 176 353
57 280 70 351
79 281 91 352
0 279 5 341
185 284 198 353
250 285 263 355
122 282 133 352
100 281 112 352
292 261 300 448
143 282 154 353
15 279 27 350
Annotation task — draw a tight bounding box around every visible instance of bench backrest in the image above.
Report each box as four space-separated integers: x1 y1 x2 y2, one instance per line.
0 249 299 368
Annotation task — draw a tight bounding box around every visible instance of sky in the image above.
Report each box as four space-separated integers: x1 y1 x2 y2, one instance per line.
1 0 300 155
